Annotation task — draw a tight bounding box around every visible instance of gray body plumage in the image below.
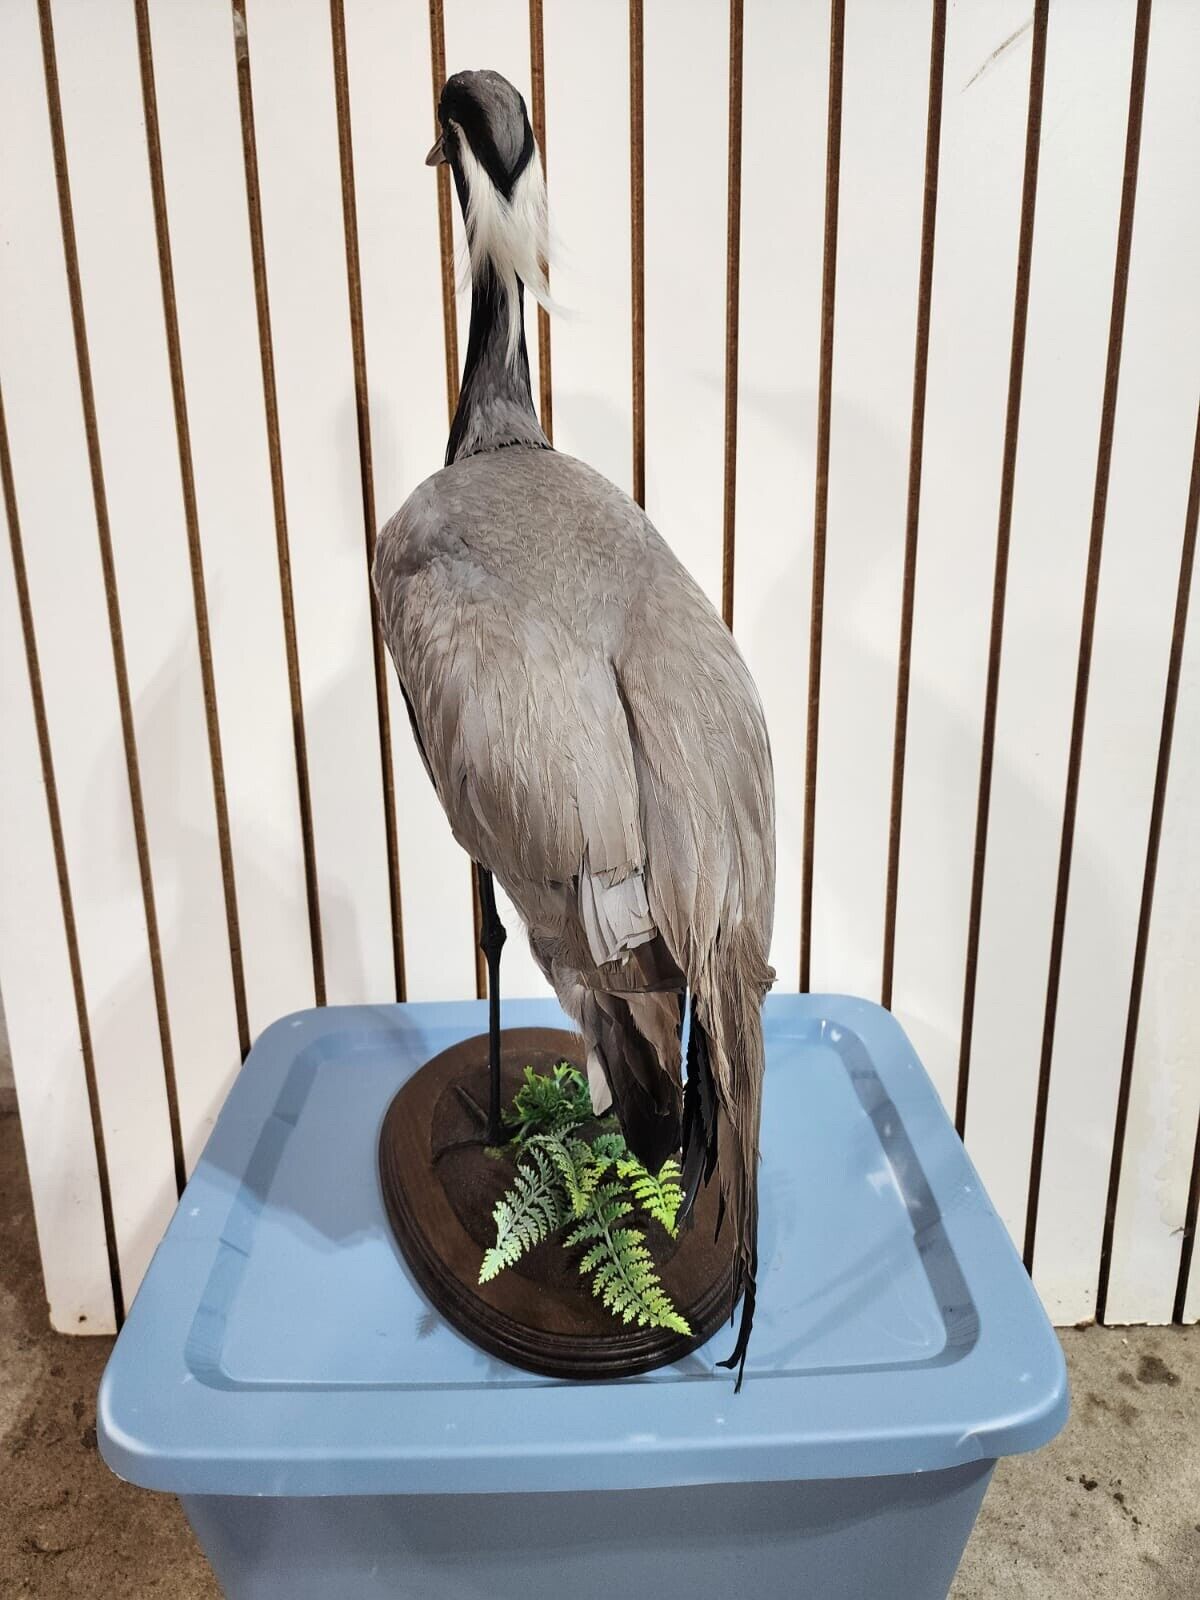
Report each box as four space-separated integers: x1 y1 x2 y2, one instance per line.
375 447 775 1287
374 69 775 1363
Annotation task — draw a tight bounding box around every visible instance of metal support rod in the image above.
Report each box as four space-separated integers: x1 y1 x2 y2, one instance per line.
476 865 508 1143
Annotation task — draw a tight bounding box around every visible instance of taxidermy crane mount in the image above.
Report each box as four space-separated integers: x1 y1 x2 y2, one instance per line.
376 70 776 1388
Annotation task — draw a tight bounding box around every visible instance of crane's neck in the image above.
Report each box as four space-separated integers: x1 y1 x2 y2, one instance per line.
446 264 549 465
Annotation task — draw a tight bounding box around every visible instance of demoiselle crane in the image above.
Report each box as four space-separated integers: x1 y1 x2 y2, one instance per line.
373 69 775 1380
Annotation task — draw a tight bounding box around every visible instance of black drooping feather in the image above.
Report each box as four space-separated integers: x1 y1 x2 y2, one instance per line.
716 1251 757 1393
681 994 756 1393
680 996 719 1221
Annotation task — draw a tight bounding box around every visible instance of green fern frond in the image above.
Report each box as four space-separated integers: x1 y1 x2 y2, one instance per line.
502 1062 593 1146
577 1155 612 1210
574 1132 627 1211
577 1241 609 1274
478 1144 563 1283
580 1222 691 1335
563 1183 633 1248
523 1132 595 1218
618 1155 684 1237
590 1131 629 1163
479 1066 690 1336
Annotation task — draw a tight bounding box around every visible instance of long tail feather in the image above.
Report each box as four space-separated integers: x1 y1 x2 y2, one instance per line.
689 925 773 1389
680 994 719 1222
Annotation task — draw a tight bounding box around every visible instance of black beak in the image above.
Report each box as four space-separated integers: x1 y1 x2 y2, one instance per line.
425 135 447 167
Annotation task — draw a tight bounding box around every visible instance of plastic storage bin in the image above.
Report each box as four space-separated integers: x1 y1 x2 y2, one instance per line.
99 995 1068 1599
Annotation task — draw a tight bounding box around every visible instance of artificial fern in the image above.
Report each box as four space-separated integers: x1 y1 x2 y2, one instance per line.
618 1155 684 1237
479 1067 691 1337
502 1063 593 1145
478 1142 563 1283
565 1180 635 1246
526 1132 594 1219
566 1185 690 1334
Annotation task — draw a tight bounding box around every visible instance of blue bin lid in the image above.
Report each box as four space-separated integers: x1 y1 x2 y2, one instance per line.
98 996 1067 1496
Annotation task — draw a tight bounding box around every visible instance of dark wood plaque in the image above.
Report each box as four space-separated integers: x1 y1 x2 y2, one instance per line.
378 1027 737 1379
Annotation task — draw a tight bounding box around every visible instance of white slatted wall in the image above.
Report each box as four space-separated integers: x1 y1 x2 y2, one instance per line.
1 0 1197 1334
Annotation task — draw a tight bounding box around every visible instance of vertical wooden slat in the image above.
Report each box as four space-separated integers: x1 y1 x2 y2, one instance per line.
234 0 400 1008
629 0 645 508
642 0 727 610
427 0 482 1001
428 0 460 424
955 0 1050 1135
799 0 844 993
1105 563 1200 1321
133 0 250 1063
1030 0 1200 1322
962 1 1141 1258
734 0 829 989
55 0 247 1181
145 0 316 1046
1101 470 1200 1325
540 3 632 495
343 0 477 1003
37 0 186 1196
230 0 327 1006
1097 401 1200 1321
1178 1109 1200 1321
1023 0 1152 1273
809 1 945 1004
442 0 550 1001
719 0 744 630
1103 544 1200 1328
1 0 179 1304
888 0 1041 1112
1 382 122 1327
329 0 407 1001
880 0 946 1010
527 0 553 442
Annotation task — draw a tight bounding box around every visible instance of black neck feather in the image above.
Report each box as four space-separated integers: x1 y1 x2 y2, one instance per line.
445 259 548 465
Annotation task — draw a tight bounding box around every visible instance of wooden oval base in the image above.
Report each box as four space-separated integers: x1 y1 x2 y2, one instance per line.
378 1027 738 1380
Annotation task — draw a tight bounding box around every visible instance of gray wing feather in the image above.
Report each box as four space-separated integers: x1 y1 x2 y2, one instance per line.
374 467 654 967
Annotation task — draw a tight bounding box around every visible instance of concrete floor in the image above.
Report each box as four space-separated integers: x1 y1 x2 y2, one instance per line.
1 1104 1196 1598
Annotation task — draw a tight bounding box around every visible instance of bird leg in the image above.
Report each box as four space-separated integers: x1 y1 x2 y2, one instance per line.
477 866 508 1145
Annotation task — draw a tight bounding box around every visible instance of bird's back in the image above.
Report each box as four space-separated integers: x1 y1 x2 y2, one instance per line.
380 446 686 652
374 445 775 979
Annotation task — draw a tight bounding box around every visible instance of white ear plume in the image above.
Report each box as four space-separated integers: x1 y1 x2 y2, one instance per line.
452 120 554 367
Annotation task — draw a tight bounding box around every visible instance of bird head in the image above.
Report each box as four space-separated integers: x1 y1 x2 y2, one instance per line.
427 70 551 366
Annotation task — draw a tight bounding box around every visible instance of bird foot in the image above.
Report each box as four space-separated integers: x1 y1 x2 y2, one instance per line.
454 1084 489 1127
431 1085 512 1164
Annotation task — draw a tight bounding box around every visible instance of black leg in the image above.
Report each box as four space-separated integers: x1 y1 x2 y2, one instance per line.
477 866 508 1144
